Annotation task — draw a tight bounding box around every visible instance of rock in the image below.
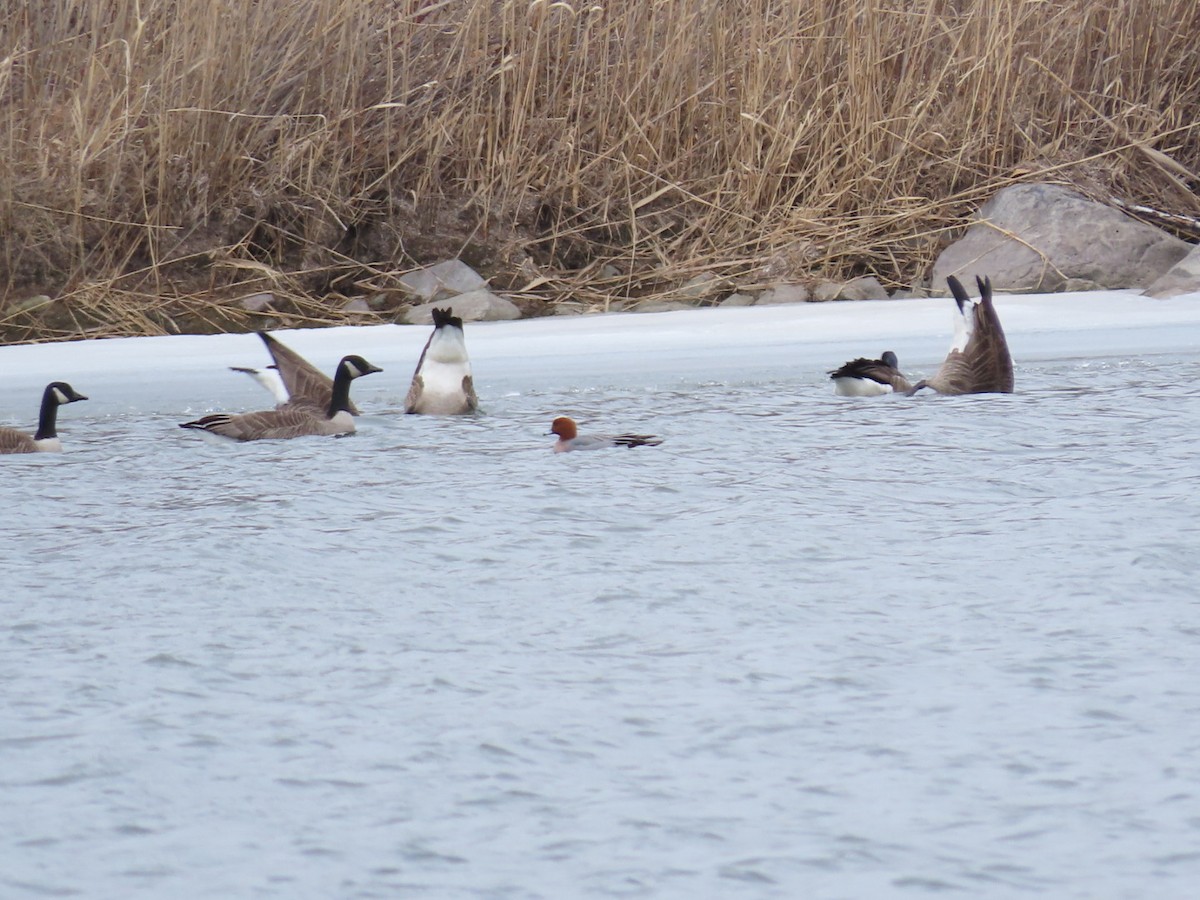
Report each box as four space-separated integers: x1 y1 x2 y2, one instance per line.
7 294 52 314
1144 242 1200 297
933 183 1192 292
397 259 488 302
837 276 889 301
341 297 372 314
755 283 810 305
810 281 841 302
553 301 589 316
677 272 722 301
719 292 757 307
238 291 274 313
402 289 522 324
629 299 694 313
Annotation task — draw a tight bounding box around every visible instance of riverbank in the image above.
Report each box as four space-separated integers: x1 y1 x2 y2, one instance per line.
2 0 1198 343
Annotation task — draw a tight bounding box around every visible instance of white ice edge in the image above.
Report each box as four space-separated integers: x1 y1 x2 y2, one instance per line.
2 289 1199 389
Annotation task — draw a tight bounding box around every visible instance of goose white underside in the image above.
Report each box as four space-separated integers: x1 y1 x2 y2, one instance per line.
833 377 893 397
32 436 63 452
950 301 976 354
411 328 474 413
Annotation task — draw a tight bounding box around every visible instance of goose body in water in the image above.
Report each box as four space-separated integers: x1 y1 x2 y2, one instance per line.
181 355 381 441
0 382 88 454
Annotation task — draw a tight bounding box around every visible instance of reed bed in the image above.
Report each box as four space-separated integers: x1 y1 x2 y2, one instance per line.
1 0 1198 340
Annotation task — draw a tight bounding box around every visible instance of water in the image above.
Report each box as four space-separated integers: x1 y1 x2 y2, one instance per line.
3 311 1200 898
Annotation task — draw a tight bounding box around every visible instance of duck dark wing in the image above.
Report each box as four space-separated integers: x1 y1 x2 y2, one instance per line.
612 433 662 449
829 357 911 390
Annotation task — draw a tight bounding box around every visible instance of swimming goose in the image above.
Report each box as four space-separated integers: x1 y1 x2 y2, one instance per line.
405 307 478 415
253 331 361 416
908 275 1014 395
0 382 88 454
828 351 913 396
549 416 662 452
180 355 381 441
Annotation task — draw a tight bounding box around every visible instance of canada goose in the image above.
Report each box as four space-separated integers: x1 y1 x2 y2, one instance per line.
180 355 381 441
0 382 88 454
405 307 478 415
548 416 662 452
828 351 913 396
908 275 1014 395
250 331 361 415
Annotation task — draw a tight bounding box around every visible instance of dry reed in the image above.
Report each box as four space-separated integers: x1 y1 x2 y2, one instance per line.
1 0 1198 340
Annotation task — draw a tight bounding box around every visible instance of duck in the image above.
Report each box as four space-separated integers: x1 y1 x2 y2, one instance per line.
907 275 1014 395
548 416 662 453
828 351 912 396
0 382 88 454
180 355 381 441
405 307 478 415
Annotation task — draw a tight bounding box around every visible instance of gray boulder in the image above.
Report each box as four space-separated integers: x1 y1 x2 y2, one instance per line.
677 272 722 301
809 281 841 302
629 299 694 313
719 292 757 307
755 283 810 305
403 289 522 324
837 276 890 301
1144 242 1200 298
933 183 1192 292
398 259 488 302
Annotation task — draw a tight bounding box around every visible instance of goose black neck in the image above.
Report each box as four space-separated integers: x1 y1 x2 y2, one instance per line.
34 385 60 440
327 364 354 418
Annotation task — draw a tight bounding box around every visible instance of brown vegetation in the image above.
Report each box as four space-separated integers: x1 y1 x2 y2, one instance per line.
1 0 1198 341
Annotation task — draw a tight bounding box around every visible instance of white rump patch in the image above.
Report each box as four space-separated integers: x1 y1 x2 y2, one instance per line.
950 299 977 354
415 328 472 402
425 327 470 366
833 377 892 397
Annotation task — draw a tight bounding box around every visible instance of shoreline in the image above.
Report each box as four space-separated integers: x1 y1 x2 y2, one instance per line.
2 291 1199 391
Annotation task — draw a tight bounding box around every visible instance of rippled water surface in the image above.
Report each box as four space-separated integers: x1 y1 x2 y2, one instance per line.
3 312 1200 898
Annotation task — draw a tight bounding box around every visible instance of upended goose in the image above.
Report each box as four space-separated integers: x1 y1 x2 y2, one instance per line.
231 331 361 415
908 275 1014 395
828 351 913 396
180 355 381 441
0 382 88 454
405 307 478 415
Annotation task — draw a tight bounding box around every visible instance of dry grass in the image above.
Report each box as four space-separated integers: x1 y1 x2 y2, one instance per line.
1 0 1198 340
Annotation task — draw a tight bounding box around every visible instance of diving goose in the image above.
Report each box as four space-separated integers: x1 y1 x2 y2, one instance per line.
548 416 662 452
908 275 1014 395
829 351 913 396
0 382 88 454
180 355 381 441
405 307 478 415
